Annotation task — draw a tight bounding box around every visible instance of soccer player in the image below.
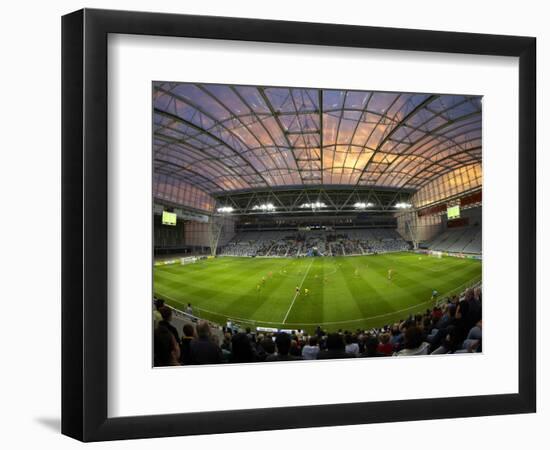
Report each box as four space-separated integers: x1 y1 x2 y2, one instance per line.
268 271 273 278
304 288 309 296
262 276 266 284
354 268 359 277
431 289 439 301
257 284 261 291
387 268 394 281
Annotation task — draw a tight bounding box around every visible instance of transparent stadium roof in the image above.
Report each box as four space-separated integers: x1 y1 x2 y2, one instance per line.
153 83 481 194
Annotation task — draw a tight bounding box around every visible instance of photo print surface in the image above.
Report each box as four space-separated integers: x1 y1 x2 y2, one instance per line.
152 82 482 367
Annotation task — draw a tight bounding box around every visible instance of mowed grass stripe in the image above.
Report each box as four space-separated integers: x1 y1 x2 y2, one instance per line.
153 253 481 332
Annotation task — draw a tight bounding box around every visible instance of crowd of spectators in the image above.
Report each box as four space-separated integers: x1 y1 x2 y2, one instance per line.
218 229 410 258
153 285 482 367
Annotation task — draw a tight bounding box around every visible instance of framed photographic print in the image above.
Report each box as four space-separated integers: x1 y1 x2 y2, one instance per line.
62 8 536 442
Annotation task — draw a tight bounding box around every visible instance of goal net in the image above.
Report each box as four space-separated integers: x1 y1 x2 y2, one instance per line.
180 256 198 265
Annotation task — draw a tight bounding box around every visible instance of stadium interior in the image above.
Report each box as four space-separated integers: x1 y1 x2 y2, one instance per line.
152 83 482 366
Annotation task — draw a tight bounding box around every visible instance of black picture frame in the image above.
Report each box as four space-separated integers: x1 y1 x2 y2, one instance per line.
62 8 536 442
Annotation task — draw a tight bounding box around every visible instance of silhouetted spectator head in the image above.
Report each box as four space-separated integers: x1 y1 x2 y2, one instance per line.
423 317 432 330
474 287 482 301
260 336 275 355
182 323 194 338
379 333 390 344
365 335 379 355
326 333 345 351
231 333 255 363
308 336 318 346
289 339 301 357
447 304 457 318
275 332 291 356
155 298 165 311
160 306 172 322
154 326 180 366
196 321 211 339
404 326 424 350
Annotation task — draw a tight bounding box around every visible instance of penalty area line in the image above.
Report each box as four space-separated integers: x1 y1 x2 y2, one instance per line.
282 258 313 324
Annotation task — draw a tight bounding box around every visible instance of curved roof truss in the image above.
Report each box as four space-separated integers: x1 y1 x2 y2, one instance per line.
153 83 482 194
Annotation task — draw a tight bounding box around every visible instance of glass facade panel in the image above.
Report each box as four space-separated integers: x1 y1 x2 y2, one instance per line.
411 163 482 208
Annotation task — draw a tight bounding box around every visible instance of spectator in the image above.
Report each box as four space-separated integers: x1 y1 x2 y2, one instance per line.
153 298 164 329
431 306 443 322
345 334 360 356
230 333 258 363
302 336 320 360
318 333 354 360
158 306 180 342
259 335 276 358
461 288 482 331
189 321 223 365
390 324 403 349
289 339 302 357
431 325 462 354
362 335 385 357
461 320 482 351
395 326 429 356
266 333 302 362
377 333 393 355
154 326 181 366
221 332 232 352
180 323 195 364
185 303 193 316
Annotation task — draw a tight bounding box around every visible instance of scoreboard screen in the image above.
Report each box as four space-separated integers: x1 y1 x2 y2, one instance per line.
447 205 460 220
162 211 177 226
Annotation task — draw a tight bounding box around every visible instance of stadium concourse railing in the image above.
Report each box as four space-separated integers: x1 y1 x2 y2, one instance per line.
162 303 226 341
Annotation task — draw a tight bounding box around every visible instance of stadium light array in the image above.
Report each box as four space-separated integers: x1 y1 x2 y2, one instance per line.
300 202 326 209
353 202 374 209
252 203 276 211
217 206 234 213
395 202 412 209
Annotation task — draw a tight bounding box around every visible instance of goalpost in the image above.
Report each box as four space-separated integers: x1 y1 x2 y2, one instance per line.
180 256 198 265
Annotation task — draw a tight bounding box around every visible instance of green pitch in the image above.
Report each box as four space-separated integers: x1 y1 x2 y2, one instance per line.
154 252 481 333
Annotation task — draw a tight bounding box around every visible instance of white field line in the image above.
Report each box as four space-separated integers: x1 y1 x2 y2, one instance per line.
157 275 480 327
155 260 481 327
282 258 314 324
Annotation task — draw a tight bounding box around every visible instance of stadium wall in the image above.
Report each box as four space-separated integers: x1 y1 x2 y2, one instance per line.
396 211 443 243
184 216 237 249
442 205 482 228
184 221 210 247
